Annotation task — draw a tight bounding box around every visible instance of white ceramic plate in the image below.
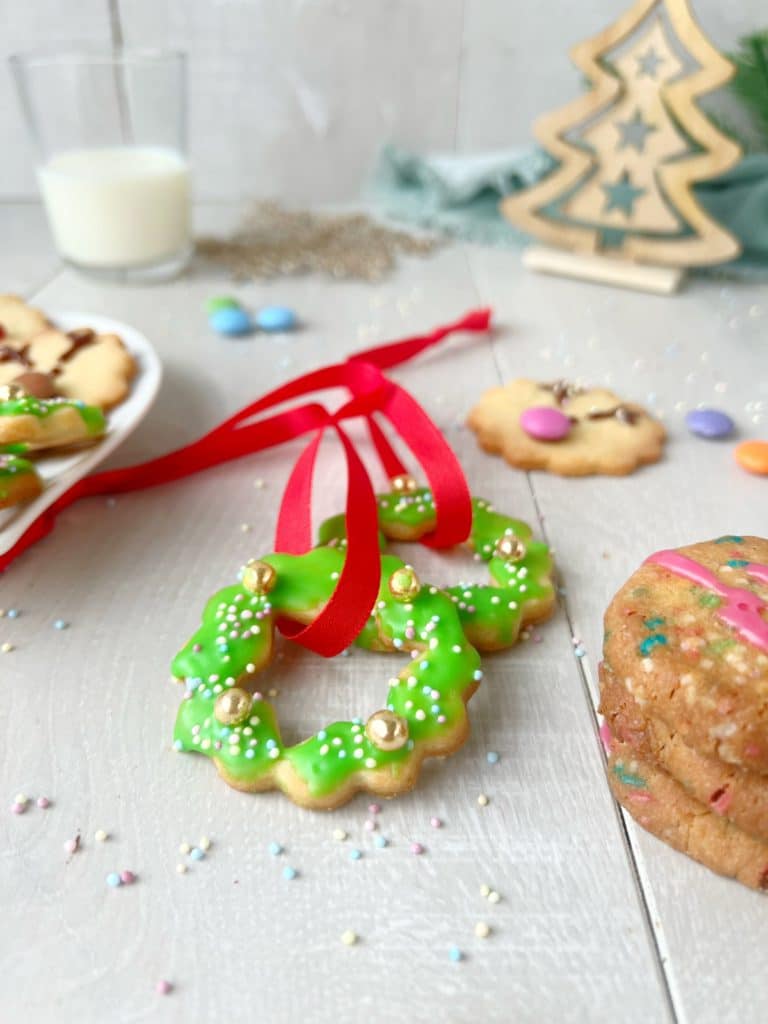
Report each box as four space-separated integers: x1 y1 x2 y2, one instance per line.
0 311 163 556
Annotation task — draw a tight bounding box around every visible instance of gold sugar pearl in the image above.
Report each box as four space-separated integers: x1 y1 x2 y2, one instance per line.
495 536 527 562
365 710 409 752
391 473 418 494
214 687 253 726
241 559 277 595
388 565 421 602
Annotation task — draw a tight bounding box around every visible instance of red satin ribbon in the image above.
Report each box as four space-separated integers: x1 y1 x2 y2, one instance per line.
0 308 492 655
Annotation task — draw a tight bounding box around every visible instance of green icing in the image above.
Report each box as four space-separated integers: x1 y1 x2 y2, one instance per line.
171 487 554 801
0 453 36 479
0 395 105 435
0 443 29 455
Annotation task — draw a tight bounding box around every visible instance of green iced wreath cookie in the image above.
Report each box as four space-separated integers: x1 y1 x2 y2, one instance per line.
170 477 555 809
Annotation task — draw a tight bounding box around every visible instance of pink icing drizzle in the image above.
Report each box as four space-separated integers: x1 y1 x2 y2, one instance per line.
645 550 768 654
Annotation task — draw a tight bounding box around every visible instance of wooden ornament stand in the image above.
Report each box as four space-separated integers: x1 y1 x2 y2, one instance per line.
523 246 685 294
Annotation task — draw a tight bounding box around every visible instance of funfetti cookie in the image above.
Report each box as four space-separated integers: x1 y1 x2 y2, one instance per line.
0 384 106 452
0 295 50 343
0 327 137 410
600 663 768 845
468 378 665 476
602 536 768 777
0 453 43 509
606 732 768 891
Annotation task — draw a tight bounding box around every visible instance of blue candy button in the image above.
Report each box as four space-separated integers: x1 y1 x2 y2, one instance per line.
209 307 253 336
685 408 734 439
256 306 297 332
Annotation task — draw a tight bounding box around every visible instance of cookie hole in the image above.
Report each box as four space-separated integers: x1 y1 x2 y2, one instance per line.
249 635 420 748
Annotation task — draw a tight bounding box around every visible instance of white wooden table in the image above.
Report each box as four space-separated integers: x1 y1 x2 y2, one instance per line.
1 202 767 1024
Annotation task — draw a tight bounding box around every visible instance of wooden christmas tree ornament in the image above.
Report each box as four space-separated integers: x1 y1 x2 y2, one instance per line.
502 0 742 294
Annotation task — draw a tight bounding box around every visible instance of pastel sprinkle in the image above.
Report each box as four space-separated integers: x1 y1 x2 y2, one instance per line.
374 835 389 848
95 829 109 842
340 930 358 946
36 797 50 809
368 803 381 815
480 884 490 897
430 817 442 829
176 863 187 874
106 872 122 888
486 751 500 765
14 793 28 806
120 870 137 885
178 842 191 855
11 802 26 815
477 794 489 807
410 842 425 855
574 645 586 658
7 609 19 619
349 848 363 861
1 643 14 653
53 620 69 631
475 922 491 939
282 866 297 880
364 819 377 832
269 842 283 856
64 837 80 855
332 828 348 842
449 946 463 963
488 890 501 904
639 634 667 656
190 847 205 861
155 980 173 996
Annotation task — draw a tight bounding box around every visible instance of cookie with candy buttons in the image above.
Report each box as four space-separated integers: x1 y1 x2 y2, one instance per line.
468 378 665 476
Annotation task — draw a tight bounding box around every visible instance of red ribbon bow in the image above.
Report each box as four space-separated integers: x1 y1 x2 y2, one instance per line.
0 308 492 655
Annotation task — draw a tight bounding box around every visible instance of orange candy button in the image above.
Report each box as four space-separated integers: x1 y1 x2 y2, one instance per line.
735 440 768 475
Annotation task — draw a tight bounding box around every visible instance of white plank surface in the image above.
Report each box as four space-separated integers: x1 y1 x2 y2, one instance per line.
468 247 768 1023
0 205 681 1023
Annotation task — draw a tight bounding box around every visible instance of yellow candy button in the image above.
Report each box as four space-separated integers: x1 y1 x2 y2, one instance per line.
735 440 768 475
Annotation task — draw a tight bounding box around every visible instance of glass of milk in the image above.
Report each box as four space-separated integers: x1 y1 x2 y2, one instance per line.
10 47 191 282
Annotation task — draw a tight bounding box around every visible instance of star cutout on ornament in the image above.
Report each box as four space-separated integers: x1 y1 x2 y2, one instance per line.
636 46 664 78
616 109 657 153
602 171 645 217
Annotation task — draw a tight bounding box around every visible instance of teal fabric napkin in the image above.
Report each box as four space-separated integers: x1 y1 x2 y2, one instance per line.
373 144 768 274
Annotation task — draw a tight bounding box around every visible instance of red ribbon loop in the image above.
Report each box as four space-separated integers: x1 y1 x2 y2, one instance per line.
0 309 492 655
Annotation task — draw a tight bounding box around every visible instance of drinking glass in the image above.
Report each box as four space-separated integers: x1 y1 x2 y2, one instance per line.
10 47 191 282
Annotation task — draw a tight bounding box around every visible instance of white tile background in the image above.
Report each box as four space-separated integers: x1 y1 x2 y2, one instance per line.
0 0 763 201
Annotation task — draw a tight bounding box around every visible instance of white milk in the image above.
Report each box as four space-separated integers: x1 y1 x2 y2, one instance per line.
38 146 191 268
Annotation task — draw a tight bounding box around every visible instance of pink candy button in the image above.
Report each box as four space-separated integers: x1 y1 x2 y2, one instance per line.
520 406 572 441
